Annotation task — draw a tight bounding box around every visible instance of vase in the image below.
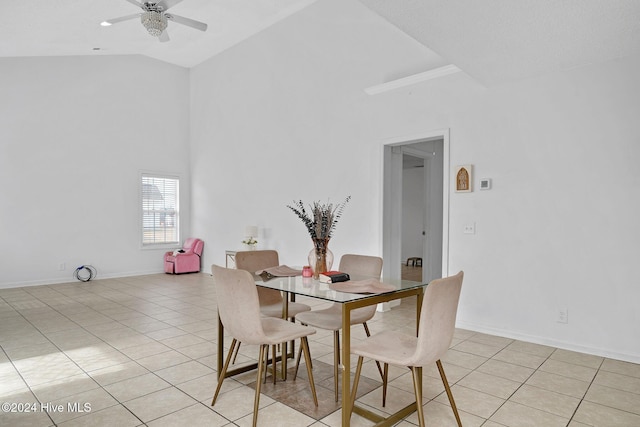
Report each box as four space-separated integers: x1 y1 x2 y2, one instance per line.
307 238 334 279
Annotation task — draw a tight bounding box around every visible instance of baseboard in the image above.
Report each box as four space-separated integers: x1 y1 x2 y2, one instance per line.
0 269 165 290
457 320 640 365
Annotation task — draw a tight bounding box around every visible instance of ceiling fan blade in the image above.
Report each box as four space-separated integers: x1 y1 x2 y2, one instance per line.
158 31 170 43
155 0 185 11
125 0 144 8
101 13 141 26
166 14 207 31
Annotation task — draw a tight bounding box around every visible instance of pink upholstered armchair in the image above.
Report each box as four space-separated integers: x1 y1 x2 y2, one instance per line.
164 238 204 274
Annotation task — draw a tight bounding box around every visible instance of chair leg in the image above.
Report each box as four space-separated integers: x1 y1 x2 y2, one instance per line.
333 330 340 402
363 322 384 381
253 345 267 427
212 338 237 406
282 341 288 380
349 356 364 419
300 337 319 406
436 359 462 427
382 362 389 407
293 344 303 380
232 341 242 364
272 345 277 385
411 366 425 427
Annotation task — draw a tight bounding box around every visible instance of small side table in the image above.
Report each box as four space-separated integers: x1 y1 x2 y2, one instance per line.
225 250 237 269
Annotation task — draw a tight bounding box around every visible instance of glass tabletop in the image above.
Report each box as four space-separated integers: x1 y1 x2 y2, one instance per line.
255 275 426 303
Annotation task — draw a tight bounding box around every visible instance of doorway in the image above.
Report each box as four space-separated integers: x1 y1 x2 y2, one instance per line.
382 130 450 286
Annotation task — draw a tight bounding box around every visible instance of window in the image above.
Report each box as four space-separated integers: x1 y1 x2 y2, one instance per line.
141 174 179 245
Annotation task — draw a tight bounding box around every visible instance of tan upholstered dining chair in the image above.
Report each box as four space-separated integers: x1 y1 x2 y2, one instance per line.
232 250 311 368
211 265 318 427
349 271 464 427
294 254 384 401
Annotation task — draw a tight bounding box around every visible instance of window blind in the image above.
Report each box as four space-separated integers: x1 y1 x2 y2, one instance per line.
141 174 179 245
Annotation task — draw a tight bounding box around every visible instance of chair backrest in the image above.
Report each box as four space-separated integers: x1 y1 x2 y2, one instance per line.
411 271 464 366
339 254 383 279
234 250 282 306
211 265 268 345
183 238 204 256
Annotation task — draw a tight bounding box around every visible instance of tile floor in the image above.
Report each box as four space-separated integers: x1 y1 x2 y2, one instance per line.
1 273 639 426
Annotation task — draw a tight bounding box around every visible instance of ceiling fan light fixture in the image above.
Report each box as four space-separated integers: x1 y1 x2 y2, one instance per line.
141 11 167 37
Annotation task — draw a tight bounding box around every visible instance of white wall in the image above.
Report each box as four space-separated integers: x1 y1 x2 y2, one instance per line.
0 55 191 287
190 0 640 362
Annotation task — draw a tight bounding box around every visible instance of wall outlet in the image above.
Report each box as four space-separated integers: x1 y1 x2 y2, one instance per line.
557 308 568 324
58 263 66 271
463 223 476 234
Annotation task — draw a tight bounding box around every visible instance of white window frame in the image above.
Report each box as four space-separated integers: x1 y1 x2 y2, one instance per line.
140 172 180 247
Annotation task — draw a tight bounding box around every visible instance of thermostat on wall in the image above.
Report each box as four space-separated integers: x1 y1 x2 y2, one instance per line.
480 178 492 190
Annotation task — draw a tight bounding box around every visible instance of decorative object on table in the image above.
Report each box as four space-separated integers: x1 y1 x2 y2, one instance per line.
255 265 303 281
242 225 258 250
287 196 351 279
455 164 473 192
302 266 313 278
318 271 350 284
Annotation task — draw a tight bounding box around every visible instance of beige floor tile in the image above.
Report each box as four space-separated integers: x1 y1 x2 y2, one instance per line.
476 358 535 383
104 372 171 402
490 401 569 427
584 383 640 415
57 404 142 427
510 384 581 418
422 361 472 384
434 384 504 419
123 386 198 423
235 401 316 427
388 371 445 400
176 341 216 359
593 369 640 394
453 340 503 358
539 358 598 383
525 370 590 399
136 349 192 371
492 348 547 369
573 400 640 426
70 349 133 372
119 341 173 360
89 360 150 386
30 373 100 403
466 333 514 349
176 372 242 402
147 402 229 426
318 408 375 427
0 408 54 427
456 371 521 399
550 348 604 369
405 400 485 427
47 386 119 424
155 360 214 385
505 340 555 358
146 326 190 341
441 349 488 370
209 383 275 421
600 358 640 379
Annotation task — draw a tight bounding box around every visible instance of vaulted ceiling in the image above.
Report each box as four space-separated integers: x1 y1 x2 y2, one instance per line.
2 0 640 86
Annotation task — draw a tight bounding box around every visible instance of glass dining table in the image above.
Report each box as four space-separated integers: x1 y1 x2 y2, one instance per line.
216 274 426 427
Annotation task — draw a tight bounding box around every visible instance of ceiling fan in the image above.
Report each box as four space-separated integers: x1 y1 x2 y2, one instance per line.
101 0 207 42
